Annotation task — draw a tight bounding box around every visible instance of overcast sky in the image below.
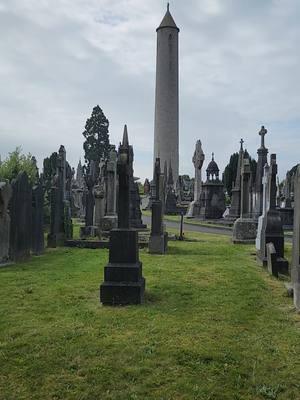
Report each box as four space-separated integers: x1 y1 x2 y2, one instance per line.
0 0 299 181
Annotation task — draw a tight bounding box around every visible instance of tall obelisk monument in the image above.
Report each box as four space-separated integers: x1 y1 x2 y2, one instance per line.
153 4 179 185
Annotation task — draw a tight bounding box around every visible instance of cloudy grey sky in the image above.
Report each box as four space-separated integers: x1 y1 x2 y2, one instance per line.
0 0 299 180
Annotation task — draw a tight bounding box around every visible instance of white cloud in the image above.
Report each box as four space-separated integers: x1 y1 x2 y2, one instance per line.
0 0 299 181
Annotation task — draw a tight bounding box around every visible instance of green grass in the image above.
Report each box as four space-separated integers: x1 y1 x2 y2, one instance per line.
0 232 299 400
142 210 232 229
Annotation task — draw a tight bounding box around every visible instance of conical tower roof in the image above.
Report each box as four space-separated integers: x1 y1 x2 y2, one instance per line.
157 4 179 32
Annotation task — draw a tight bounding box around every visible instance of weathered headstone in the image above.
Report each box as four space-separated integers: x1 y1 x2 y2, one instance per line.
186 140 205 218
253 126 268 220
9 172 32 262
94 160 106 229
227 139 244 220
291 165 300 310
266 242 288 277
165 161 179 214
149 158 168 254
100 125 146 305
232 153 257 243
80 160 98 237
31 181 44 255
47 145 73 247
100 147 118 232
0 182 12 263
256 154 287 268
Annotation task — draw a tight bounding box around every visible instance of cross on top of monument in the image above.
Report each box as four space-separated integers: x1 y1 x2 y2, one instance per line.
212 152 214 161
259 125 267 148
240 138 244 151
167 2 169 12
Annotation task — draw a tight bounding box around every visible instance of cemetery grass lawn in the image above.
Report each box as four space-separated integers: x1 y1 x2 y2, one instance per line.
0 233 300 400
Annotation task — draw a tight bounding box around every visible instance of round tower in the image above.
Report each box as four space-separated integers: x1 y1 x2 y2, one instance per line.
153 4 179 185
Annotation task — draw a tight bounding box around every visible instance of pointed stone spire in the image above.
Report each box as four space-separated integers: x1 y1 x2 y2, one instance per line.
157 3 179 31
122 124 129 147
168 160 174 185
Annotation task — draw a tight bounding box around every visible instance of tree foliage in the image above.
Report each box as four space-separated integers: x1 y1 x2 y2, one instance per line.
223 152 257 198
223 153 239 197
82 105 110 174
0 147 38 184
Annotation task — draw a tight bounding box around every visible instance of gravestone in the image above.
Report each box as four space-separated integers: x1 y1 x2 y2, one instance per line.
100 147 118 232
94 160 106 228
186 140 205 218
31 181 44 255
256 163 270 258
227 139 244 220
253 126 268 220
291 165 300 310
9 172 32 262
47 145 73 247
256 154 287 267
80 160 98 237
266 242 289 278
100 126 146 305
232 153 257 243
149 158 168 254
165 161 179 214
0 182 12 263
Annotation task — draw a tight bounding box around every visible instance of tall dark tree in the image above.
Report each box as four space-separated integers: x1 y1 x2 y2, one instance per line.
223 152 257 198
223 152 239 197
82 105 110 174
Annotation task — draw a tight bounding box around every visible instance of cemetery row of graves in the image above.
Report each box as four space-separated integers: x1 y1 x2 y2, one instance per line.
0 120 299 308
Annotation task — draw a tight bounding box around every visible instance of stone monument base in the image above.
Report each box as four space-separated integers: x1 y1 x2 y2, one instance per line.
232 218 257 244
100 228 145 305
100 215 118 232
80 226 99 238
266 242 289 277
149 232 168 254
47 232 65 248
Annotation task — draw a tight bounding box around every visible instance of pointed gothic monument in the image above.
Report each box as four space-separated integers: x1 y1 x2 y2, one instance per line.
153 4 179 185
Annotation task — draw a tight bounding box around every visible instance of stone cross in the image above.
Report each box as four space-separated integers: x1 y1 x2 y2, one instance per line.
192 140 205 202
240 138 244 150
259 126 267 149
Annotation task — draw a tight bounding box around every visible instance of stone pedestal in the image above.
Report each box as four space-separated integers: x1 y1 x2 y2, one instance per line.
100 215 118 232
100 229 145 305
232 218 257 244
149 200 168 254
266 242 289 277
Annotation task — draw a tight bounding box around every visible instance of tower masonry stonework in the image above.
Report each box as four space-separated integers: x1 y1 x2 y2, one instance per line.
153 5 179 185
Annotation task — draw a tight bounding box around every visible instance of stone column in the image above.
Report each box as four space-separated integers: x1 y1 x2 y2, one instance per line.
31 181 44 255
0 182 12 264
253 126 268 219
292 165 300 310
101 148 118 231
227 139 244 220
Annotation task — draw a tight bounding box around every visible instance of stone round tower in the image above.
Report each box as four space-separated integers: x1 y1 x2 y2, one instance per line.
153 4 179 185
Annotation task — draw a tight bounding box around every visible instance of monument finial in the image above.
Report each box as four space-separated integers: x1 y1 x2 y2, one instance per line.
240 138 244 151
122 124 129 147
212 152 214 161
167 2 170 12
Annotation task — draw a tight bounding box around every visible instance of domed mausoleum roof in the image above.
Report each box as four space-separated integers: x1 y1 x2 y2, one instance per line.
206 153 220 181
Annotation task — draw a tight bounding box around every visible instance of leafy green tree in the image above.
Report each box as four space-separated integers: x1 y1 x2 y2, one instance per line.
82 105 110 174
0 147 38 184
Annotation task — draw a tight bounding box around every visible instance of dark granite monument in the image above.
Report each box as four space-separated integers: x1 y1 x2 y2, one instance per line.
31 181 44 255
149 158 168 254
100 125 146 305
165 161 179 214
256 154 288 269
9 172 32 262
227 139 244 220
0 181 12 264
